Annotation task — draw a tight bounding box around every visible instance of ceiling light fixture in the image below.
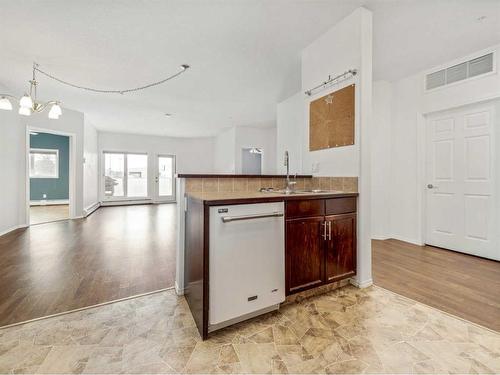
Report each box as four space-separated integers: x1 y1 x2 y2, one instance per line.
0 63 62 119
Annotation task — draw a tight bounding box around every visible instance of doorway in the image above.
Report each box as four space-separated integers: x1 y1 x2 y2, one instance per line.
241 147 263 174
155 154 176 202
28 130 74 225
425 102 498 260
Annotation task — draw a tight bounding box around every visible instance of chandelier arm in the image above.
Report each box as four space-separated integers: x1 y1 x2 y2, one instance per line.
33 100 59 113
33 65 190 95
0 93 18 99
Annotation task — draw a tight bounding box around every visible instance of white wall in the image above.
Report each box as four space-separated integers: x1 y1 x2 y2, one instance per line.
277 92 303 175
300 10 363 177
385 44 500 244
213 127 236 173
235 127 276 174
83 116 99 211
98 132 214 200
371 81 392 239
276 8 373 286
0 93 87 235
0 83 24 235
214 126 278 174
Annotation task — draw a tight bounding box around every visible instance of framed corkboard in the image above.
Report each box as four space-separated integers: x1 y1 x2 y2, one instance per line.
309 84 355 151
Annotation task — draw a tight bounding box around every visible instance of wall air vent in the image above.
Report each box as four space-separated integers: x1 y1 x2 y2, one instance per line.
425 52 494 90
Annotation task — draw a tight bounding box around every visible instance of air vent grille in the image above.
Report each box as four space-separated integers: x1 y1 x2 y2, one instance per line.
425 52 494 90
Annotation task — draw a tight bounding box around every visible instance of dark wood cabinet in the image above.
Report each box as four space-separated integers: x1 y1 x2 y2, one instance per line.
286 217 325 293
325 213 356 282
285 198 357 295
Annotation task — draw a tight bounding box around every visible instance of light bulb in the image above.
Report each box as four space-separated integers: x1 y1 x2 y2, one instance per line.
19 106 32 116
48 103 62 119
52 103 62 116
0 97 12 110
19 94 33 109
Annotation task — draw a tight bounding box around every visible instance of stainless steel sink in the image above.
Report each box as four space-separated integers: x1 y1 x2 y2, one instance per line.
260 189 335 195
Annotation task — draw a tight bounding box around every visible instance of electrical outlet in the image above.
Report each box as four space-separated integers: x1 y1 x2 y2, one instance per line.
312 162 320 173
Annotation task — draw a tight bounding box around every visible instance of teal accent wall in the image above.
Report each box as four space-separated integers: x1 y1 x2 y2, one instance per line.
30 133 69 201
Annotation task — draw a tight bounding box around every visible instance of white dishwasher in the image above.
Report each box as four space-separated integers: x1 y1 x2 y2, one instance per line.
209 202 285 331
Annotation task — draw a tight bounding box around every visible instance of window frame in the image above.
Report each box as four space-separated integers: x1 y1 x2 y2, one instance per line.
29 148 60 179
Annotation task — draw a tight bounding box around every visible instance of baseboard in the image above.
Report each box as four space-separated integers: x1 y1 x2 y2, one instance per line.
389 235 424 246
350 277 373 289
371 235 390 241
84 202 100 217
0 224 28 237
175 281 184 296
30 199 69 206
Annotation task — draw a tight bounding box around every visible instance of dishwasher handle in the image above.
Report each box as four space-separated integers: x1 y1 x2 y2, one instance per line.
221 212 284 223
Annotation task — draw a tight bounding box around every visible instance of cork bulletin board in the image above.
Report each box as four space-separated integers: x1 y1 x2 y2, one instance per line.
309 84 355 151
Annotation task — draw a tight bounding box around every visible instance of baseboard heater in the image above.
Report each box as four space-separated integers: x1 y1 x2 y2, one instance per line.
100 198 153 207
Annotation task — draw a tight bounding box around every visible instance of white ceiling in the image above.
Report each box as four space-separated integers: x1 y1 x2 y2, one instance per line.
0 0 499 137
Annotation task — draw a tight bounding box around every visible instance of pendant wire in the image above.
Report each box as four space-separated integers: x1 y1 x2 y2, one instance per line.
33 64 190 95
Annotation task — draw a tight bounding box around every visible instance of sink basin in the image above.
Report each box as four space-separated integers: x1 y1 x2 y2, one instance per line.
260 189 335 195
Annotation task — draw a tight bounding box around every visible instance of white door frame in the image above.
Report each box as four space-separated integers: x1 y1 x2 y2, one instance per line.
418 99 498 251
154 154 176 203
25 126 77 224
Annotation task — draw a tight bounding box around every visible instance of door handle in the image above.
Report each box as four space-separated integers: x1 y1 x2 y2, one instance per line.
322 221 327 240
427 184 438 189
327 221 332 240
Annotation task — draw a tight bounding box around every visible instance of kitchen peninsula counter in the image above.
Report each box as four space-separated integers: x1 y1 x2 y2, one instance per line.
184 189 359 339
186 190 358 205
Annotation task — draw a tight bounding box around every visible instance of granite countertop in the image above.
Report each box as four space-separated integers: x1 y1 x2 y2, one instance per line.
186 190 358 205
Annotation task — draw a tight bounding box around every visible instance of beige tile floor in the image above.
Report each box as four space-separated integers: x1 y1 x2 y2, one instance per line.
0 285 499 374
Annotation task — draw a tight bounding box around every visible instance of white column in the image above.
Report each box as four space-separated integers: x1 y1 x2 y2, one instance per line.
353 7 373 288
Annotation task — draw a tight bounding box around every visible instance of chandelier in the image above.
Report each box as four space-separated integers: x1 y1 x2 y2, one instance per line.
0 62 190 120
0 63 62 119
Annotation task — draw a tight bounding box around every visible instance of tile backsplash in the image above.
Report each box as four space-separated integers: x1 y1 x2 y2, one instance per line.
185 176 358 193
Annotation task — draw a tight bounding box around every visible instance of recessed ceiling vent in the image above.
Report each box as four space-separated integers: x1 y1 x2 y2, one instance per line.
425 52 494 90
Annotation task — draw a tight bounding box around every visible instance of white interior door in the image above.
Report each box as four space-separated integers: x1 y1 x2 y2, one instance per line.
155 155 176 202
426 103 497 260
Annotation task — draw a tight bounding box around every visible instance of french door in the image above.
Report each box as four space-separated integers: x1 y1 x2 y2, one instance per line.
425 103 497 260
103 152 148 200
155 155 176 202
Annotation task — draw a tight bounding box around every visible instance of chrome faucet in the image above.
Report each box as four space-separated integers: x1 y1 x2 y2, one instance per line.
284 151 296 194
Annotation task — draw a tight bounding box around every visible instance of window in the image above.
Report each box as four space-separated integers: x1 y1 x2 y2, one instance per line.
29 148 59 178
103 152 148 199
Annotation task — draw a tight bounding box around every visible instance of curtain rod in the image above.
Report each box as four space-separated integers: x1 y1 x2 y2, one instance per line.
304 69 357 96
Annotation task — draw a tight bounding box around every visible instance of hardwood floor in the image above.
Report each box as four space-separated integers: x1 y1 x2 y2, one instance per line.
373 239 500 332
30 204 69 225
0 204 176 327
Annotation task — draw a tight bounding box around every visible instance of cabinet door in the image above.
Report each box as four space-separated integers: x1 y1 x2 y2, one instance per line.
286 217 325 294
325 213 356 282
